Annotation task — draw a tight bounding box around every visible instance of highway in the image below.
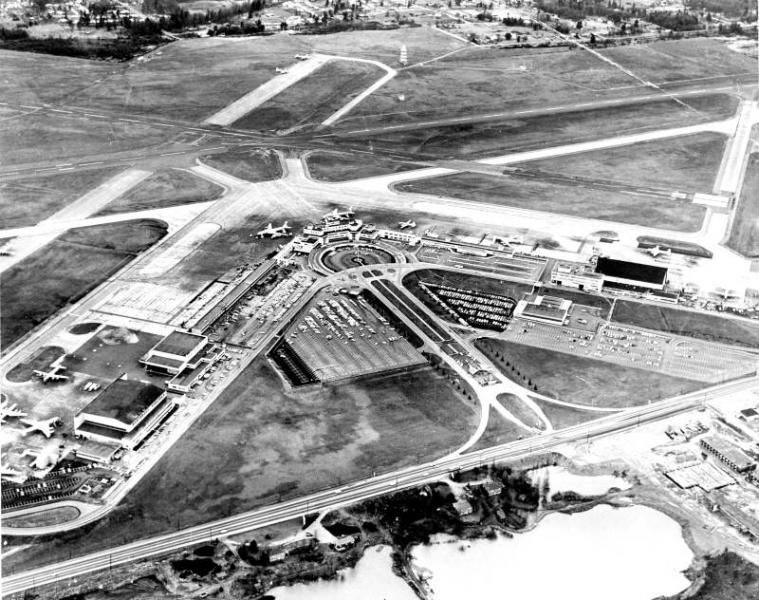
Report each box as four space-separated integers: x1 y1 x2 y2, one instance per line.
3 374 757 597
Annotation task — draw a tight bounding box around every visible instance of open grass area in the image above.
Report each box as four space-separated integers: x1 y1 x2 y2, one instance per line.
0 168 121 228
340 93 736 161
96 169 223 216
232 60 385 132
346 38 750 126
476 338 704 408
0 220 167 350
610 300 759 349
305 150 419 181
397 172 706 232
0 111 172 165
2 505 80 529
497 393 544 430
1 359 478 573
727 152 759 258
468 411 531 453
0 49 115 106
518 132 726 194
201 149 283 182
531 398 607 430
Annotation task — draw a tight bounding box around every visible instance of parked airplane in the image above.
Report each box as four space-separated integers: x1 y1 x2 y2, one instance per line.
323 206 354 220
493 234 523 246
646 245 672 259
20 417 62 438
256 222 292 239
0 400 27 424
294 53 311 60
398 220 416 230
275 67 288 74
33 368 69 383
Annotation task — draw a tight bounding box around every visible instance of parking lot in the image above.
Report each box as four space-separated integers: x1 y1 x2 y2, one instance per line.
282 290 427 382
498 316 755 384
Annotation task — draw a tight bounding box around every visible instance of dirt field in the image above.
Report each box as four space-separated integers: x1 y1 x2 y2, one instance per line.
0 168 121 228
476 338 704 408
346 38 751 125
96 169 223 216
397 172 706 232
2 359 479 571
610 300 759 349
337 93 736 161
0 220 167 349
232 60 385 132
305 150 419 181
518 132 726 194
201 149 283 182
727 151 759 258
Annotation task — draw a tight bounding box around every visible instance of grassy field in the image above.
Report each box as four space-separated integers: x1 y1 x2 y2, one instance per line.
345 38 751 126
0 220 167 349
396 172 706 232
0 49 115 106
497 393 544 430
610 300 759 349
2 359 478 573
201 149 283 182
518 133 726 194
1 505 80 529
96 169 224 216
0 168 121 228
476 338 704 408
232 60 385 132
339 93 736 161
531 398 606 430
305 150 419 181
468 412 532 453
0 111 172 165
727 152 759 258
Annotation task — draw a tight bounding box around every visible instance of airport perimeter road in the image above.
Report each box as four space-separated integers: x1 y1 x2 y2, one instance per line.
4 375 757 597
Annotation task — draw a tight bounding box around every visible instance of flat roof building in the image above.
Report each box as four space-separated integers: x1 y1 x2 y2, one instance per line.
595 256 668 291
514 295 572 325
74 376 174 449
551 262 604 293
141 331 209 376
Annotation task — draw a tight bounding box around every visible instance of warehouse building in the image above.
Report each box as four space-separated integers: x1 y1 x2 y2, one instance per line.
594 256 668 291
140 331 209 376
74 376 174 449
700 436 756 473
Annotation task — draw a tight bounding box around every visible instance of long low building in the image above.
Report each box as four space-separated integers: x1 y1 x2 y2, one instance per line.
74 376 174 450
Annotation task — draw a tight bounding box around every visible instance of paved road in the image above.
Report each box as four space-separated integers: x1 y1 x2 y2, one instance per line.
3 375 756 597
